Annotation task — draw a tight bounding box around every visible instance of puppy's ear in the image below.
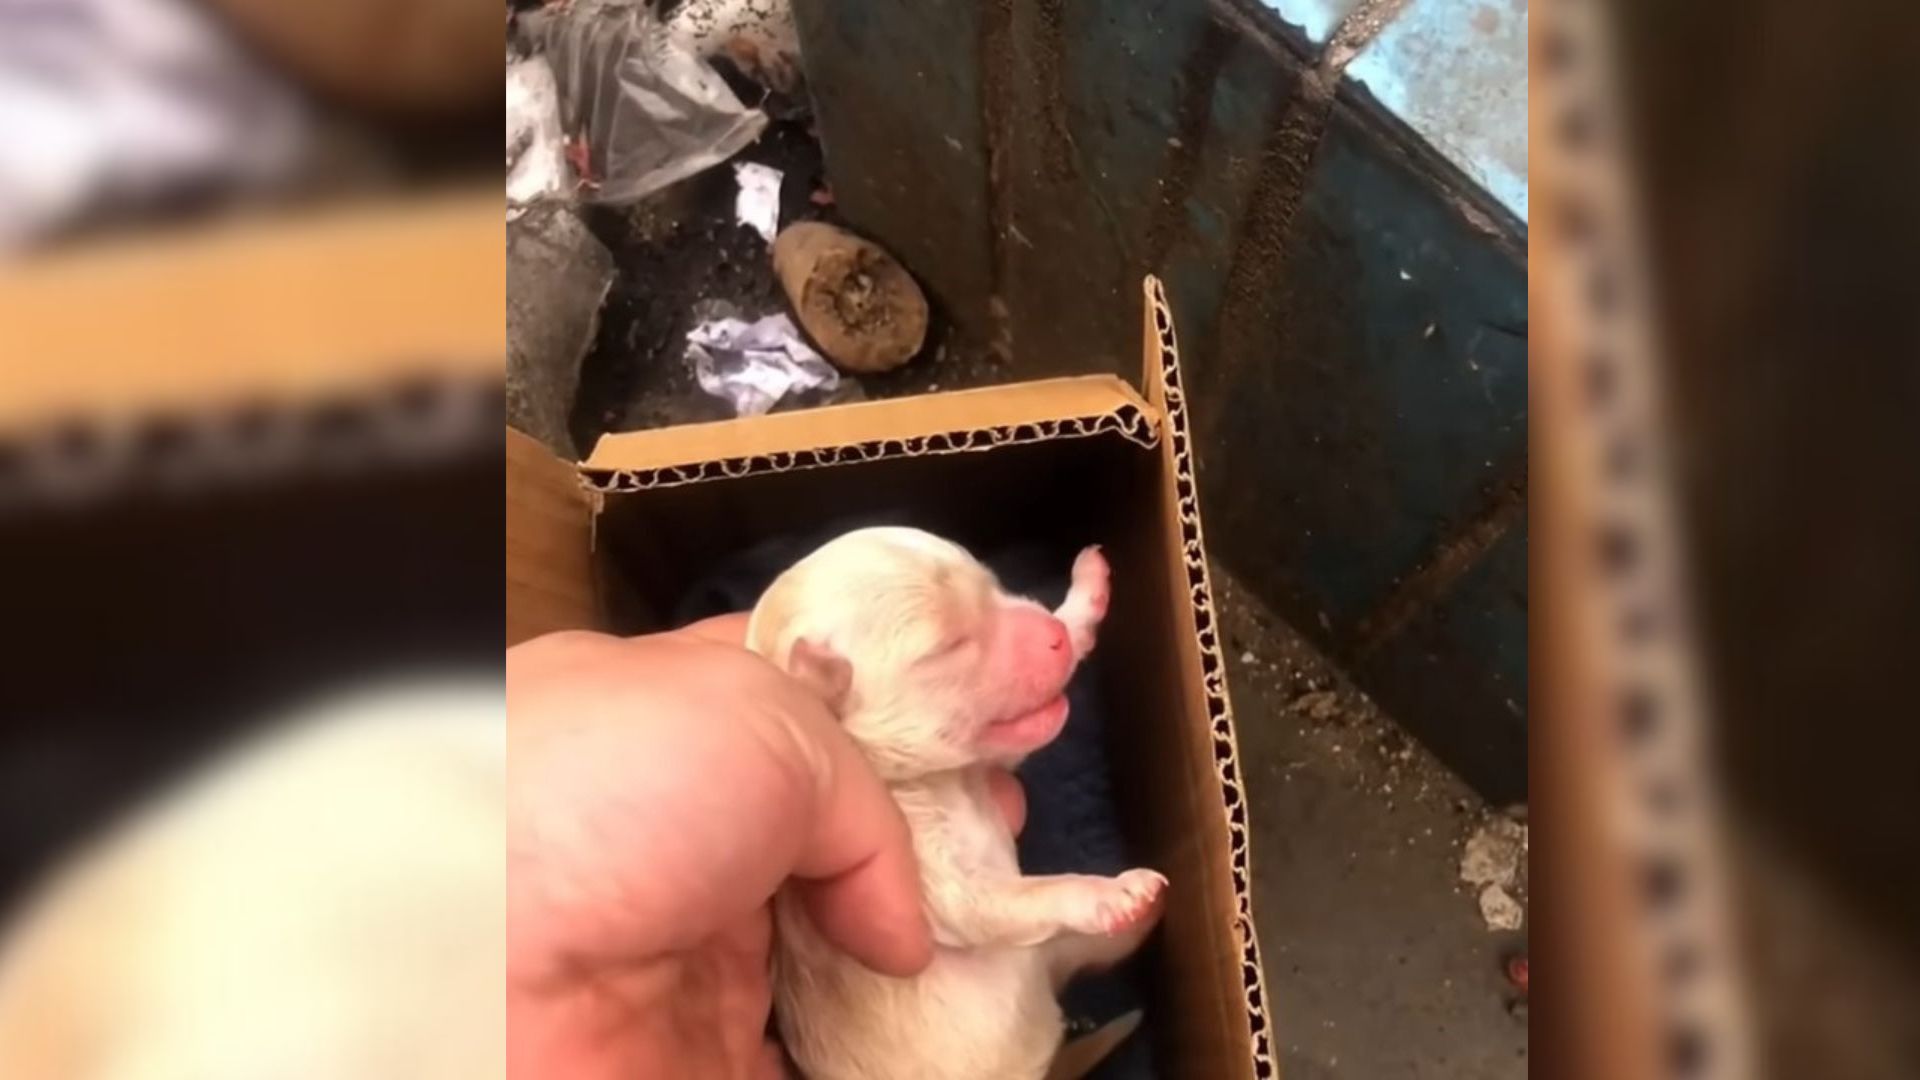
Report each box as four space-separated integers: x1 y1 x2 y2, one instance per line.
787 638 853 714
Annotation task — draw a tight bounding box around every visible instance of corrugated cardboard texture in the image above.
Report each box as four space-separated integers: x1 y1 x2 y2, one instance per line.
0 192 503 432
1140 276 1272 1076
1529 4 1750 1076
581 375 1155 488
506 428 597 646
507 277 1271 1077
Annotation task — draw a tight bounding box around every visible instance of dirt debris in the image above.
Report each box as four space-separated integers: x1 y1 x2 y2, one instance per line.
1459 815 1527 889
1213 567 1531 940
1459 813 1529 930
1215 569 1473 816
569 117 1007 446
1477 884 1524 931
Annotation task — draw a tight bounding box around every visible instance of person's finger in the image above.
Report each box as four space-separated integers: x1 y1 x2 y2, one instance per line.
784 708 934 977
985 768 1026 836
675 611 751 646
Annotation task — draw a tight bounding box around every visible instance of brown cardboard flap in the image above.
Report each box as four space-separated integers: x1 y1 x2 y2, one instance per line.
506 427 599 646
581 375 1156 478
1140 275 1273 1076
0 191 504 431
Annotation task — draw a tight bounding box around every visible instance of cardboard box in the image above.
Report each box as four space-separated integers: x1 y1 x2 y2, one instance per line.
505 277 1275 1078
0 192 503 435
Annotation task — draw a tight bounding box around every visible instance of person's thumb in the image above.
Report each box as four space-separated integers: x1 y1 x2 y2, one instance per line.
783 706 934 978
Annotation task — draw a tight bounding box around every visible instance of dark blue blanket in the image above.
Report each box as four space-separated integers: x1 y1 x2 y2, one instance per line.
674 523 1157 1079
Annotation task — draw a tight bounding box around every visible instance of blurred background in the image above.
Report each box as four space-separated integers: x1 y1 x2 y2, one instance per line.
0 0 1917 1077
0 0 502 911
1535 0 1920 1077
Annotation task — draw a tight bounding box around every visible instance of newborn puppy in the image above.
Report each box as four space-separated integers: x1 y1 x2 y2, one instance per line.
0 684 504 1080
747 526 1165 1080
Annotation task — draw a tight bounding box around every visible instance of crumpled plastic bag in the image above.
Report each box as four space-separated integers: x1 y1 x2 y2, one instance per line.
517 0 768 206
0 0 308 250
506 55 568 215
686 303 838 416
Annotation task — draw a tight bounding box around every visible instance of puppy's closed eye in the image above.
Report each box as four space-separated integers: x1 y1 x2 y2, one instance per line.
918 634 974 663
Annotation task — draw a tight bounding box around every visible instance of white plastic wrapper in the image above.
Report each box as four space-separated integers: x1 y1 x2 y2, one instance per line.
506 55 569 216
520 0 768 206
0 0 309 249
733 161 781 242
687 306 838 416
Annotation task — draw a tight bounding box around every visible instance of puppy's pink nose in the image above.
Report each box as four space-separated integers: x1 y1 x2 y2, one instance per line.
1045 617 1069 652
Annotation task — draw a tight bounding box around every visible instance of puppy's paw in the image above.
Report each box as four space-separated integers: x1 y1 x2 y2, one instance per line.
1056 546 1112 660
1082 869 1166 936
1070 545 1111 621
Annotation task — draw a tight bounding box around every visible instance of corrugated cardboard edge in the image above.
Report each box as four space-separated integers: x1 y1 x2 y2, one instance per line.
1531 4 1754 1077
577 376 1158 491
506 426 601 646
0 382 499 511
1143 274 1275 1077
0 190 505 433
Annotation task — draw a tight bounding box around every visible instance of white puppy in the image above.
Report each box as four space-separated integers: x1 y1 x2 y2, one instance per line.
748 527 1165 1080
0 683 504 1080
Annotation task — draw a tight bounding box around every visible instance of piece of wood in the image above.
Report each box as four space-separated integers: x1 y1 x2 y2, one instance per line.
773 222 929 373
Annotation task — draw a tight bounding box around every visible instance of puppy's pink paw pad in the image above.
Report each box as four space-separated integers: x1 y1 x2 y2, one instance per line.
1096 870 1167 934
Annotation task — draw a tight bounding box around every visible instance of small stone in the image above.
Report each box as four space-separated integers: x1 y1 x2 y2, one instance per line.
1479 883 1525 931
1240 650 1256 664
1293 690 1341 722
1460 816 1528 889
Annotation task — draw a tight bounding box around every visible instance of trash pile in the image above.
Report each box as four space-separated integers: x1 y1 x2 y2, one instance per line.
506 0 944 456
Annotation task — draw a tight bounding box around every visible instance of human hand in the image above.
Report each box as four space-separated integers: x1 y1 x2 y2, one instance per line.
506 616 1024 1079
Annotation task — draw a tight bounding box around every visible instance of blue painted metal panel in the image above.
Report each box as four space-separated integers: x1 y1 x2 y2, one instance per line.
1360 521 1527 804
1151 21 1307 377
792 0 995 335
1345 0 1529 219
1257 0 1362 44
1194 98 1526 632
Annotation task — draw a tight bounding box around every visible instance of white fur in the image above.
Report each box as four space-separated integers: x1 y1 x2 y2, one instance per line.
0 682 505 1080
749 528 1163 1080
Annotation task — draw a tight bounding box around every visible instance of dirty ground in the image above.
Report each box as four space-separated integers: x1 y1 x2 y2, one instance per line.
568 118 1005 450
1215 567 1528 1079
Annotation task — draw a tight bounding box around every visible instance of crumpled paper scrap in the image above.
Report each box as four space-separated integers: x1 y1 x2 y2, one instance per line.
687 309 838 416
